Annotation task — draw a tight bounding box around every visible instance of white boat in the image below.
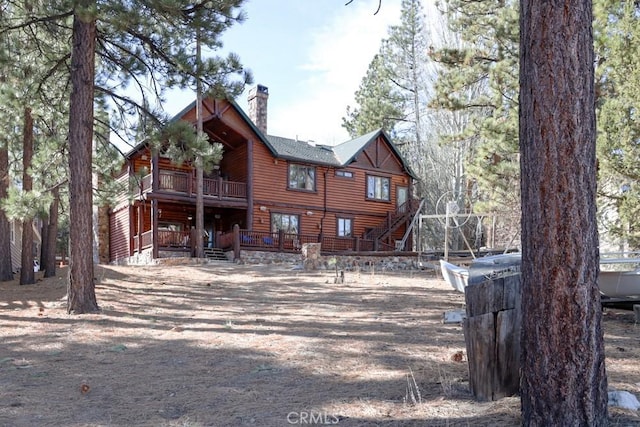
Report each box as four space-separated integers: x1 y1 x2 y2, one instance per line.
598 270 640 299
439 259 469 293
440 253 640 301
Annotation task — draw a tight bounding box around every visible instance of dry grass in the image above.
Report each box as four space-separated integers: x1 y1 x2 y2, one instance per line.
0 262 638 426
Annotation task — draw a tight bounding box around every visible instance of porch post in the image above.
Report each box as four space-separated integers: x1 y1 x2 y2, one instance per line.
151 150 159 191
246 139 254 229
278 229 285 251
137 203 143 254
129 203 135 257
151 199 158 259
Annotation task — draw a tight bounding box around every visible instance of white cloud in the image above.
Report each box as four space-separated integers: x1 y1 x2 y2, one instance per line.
268 0 402 145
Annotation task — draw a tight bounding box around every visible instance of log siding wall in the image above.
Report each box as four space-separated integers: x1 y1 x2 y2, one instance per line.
109 205 131 261
251 134 411 239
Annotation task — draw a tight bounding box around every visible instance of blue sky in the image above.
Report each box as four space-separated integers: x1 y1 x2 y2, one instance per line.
164 0 405 145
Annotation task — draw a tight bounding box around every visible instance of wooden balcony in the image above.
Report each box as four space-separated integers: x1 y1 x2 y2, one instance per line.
140 170 247 200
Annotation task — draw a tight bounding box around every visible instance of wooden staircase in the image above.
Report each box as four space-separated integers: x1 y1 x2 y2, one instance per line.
364 199 423 249
203 247 229 261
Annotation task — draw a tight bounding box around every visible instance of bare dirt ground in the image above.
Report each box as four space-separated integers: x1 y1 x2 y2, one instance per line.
0 262 639 427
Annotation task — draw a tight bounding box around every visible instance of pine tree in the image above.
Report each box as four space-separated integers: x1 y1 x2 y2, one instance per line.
2 0 250 313
0 13 13 281
344 0 431 144
431 0 520 213
593 1 640 249
384 0 431 145
19 107 35 285
520 1 607 424
0 143 12 281
342 52 406 139
344 0 438 190
0 1 65 282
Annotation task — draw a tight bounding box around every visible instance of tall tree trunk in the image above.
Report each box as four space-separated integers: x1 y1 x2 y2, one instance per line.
20 107 35 286
44 186 60 278
195 29 204 259
67 5 99 313
0 143 13 281
519 1 608 425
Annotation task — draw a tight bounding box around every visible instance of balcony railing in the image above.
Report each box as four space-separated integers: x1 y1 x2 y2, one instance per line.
140 170 247 199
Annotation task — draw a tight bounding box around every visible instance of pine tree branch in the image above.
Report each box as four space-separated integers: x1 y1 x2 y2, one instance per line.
94 85 164 127
123 28 183 75
388 75 413 93
0 10 73 34
95 36 164 100
36 53 71 95
345 0 382 15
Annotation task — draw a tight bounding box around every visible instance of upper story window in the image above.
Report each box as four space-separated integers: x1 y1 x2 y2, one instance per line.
271 213 299 234
366 175 390 201
335 170 354 178
288 164 316 191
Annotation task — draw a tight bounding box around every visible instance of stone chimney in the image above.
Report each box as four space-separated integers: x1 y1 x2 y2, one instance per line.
247 84 269 135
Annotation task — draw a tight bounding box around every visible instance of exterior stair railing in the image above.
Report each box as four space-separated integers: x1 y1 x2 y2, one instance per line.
364 198 422 247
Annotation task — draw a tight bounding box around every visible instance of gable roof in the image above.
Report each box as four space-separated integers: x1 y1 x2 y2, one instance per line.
125 97 275 157
331 128 383 164
124 96 417 179
266 129 418 179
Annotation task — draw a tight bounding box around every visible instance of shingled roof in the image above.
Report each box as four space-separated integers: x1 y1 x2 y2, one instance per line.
265 135 339 166
130 96 416 179
265 129 417 179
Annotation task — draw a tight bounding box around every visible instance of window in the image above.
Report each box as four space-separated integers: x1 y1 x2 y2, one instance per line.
288 164 316 191
366 175 390 201
336 170 354 178
337 218 353 237
271 213 299 234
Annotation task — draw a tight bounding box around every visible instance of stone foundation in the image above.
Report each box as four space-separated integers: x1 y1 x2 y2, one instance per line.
113 249 421 272
238 250 421 272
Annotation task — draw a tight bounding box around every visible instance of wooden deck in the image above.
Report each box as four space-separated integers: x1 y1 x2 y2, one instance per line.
140 170 247 199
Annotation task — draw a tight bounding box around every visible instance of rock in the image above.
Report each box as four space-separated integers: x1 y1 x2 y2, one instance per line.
608 390 640 410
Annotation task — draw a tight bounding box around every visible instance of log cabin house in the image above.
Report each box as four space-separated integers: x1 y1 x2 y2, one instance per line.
107 85 420 263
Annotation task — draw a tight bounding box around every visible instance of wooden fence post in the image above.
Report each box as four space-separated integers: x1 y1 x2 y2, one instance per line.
464 274 522 401
278 229 285 251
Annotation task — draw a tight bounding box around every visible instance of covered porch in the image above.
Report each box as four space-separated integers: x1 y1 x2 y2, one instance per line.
130 200 248 259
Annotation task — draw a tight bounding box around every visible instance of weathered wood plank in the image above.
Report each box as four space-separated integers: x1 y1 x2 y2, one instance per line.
502 275 521 310
496 308 521 398
465 278 505 317
464 312 496 401
464 275 522 401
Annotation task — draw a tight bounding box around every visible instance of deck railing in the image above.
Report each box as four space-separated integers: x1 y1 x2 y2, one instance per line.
217 229 376 254
140 170 247 199
133 227 392 258
158 230 191 247
132 230 154 251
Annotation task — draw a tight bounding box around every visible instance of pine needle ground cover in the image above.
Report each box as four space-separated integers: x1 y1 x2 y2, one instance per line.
0 263 638 426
